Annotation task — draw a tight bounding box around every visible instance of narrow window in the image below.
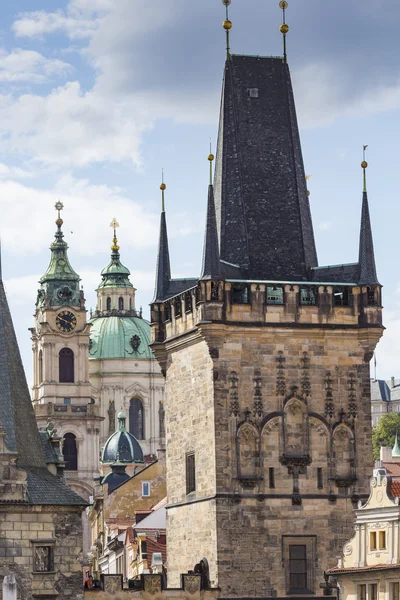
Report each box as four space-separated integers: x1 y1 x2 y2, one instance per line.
370 531 377 550
59 348 74 383
119 297 124 310
232 284 250 305
370 584 377 600
391 583 399 600
185 291 193 313
269 467 275 489
33 546 54 572
63 397 71 405
300 287 317 306
129 398 144 439
164 302 171 321
38 350 43 384
63 433 78 470
367 286 377 306
358 585 367 600
317 468 323 489
174 297 182 318
289 545 307 593
106 297 111 311
379 530 386 549
141 541 147 559
334 287 350 307
186 453 196 495
267 286 283 305
142 482 150 497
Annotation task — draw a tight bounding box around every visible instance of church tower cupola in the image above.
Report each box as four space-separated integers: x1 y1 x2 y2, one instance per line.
37 201 82 309
94 218 137 315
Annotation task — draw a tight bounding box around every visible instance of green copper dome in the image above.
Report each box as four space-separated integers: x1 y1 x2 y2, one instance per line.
89 315 153 360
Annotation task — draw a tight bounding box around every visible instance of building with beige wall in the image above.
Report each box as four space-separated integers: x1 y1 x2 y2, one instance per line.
328 470 400 600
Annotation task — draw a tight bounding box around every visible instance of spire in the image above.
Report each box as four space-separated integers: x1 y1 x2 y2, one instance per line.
393 433 400 458
280 1 289 64
201 150 222 280
222 0 232 60
152 174 171 302
213 54 318 281
358 149 379 286
0 248 46 470
98 218 133 290
38 202 81 307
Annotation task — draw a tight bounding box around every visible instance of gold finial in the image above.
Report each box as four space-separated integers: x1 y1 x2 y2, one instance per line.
160 169 166 212
222 0 232 60
55 200 64 227
306 174 312 197
362 145 368 193
279 0 289 64
208 138 215 185
110 217 120 252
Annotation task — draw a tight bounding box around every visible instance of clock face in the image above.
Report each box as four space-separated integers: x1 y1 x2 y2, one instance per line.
56 310 77 333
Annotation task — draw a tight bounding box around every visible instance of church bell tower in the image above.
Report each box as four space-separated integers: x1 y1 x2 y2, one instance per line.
31 201 102 501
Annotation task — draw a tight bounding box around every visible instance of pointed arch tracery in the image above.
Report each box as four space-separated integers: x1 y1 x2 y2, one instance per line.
236 422 260 481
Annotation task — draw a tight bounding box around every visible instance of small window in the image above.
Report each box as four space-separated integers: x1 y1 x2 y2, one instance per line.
379 530 386 549
334 287 349 307
367 286 377 306
59 348 74 383
317 468 323 490
34 546 54 573
63 397 71 405
185 291 193 313
186 452 196 495
107 297 111 311
269 467 275 489
370 531 377 550
232 284 250 305
141 540 147 560
248 88 259 98
289 545 307 593
358 585 367 600
164 302 171 321
370 584 377 600
267 286 283 305
174 297 182 318
63 433 78 471
119 297 124 310
391 582 399 600
38 350 43 384
142 482 150 497
300 287 317 306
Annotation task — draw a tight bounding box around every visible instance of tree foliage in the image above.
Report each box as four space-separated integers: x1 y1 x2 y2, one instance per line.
372 412 400 460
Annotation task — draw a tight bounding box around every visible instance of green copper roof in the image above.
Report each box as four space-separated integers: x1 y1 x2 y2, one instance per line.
89 315 153 360
37 212 81 308
393 433 400 458
98 248 133 289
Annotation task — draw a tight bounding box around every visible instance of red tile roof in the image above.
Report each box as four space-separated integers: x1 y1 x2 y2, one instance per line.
382 462 400 476
328 564 400 575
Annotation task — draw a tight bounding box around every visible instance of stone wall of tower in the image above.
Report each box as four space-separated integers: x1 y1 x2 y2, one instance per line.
157 283 381 596
165 339 218 587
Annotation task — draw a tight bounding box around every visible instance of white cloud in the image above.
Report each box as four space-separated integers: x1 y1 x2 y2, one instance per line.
317 222 332 231
12 9 100 40
0 49 71 83
3 274 41 306
375 309 400 380
0 82 148 167
0 162 33 179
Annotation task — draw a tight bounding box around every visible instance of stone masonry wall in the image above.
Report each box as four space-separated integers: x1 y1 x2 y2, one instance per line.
164 323 379 597
0 506 84 600
165 338 217 588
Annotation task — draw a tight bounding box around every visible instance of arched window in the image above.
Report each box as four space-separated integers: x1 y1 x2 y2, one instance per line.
63 433 78 470
119 297 124 310
38 350 43 384
59 348 74 383
106 297 111 311
129 398 144 439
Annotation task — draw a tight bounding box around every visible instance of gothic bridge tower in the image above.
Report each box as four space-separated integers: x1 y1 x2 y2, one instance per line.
150 3 383 598
31 201 102 502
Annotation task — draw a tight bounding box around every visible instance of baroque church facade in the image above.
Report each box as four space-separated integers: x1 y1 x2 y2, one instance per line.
31 208 164 506
150 13 383 600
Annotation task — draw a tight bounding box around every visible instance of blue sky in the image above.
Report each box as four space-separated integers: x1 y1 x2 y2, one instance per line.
0 0 399 385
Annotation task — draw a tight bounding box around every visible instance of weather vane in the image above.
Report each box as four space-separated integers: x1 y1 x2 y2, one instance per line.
160 169 166 213
279 1 289 64
362 145 368 193
110 217 120 252
222 0 232 60
208 139 215 185
55 200 64 218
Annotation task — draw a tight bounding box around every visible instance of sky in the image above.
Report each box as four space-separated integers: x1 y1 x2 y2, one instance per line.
0 0 399 386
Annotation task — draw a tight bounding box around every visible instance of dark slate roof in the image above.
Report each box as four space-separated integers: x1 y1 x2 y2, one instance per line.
213 55 318 282
152 211 171 302
0 269 86 507
200 185 222 280
359 191 379 285
0 280 45 470
164 279 198 300
39 431 64 465
25 467 87 506
310 264 359 284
